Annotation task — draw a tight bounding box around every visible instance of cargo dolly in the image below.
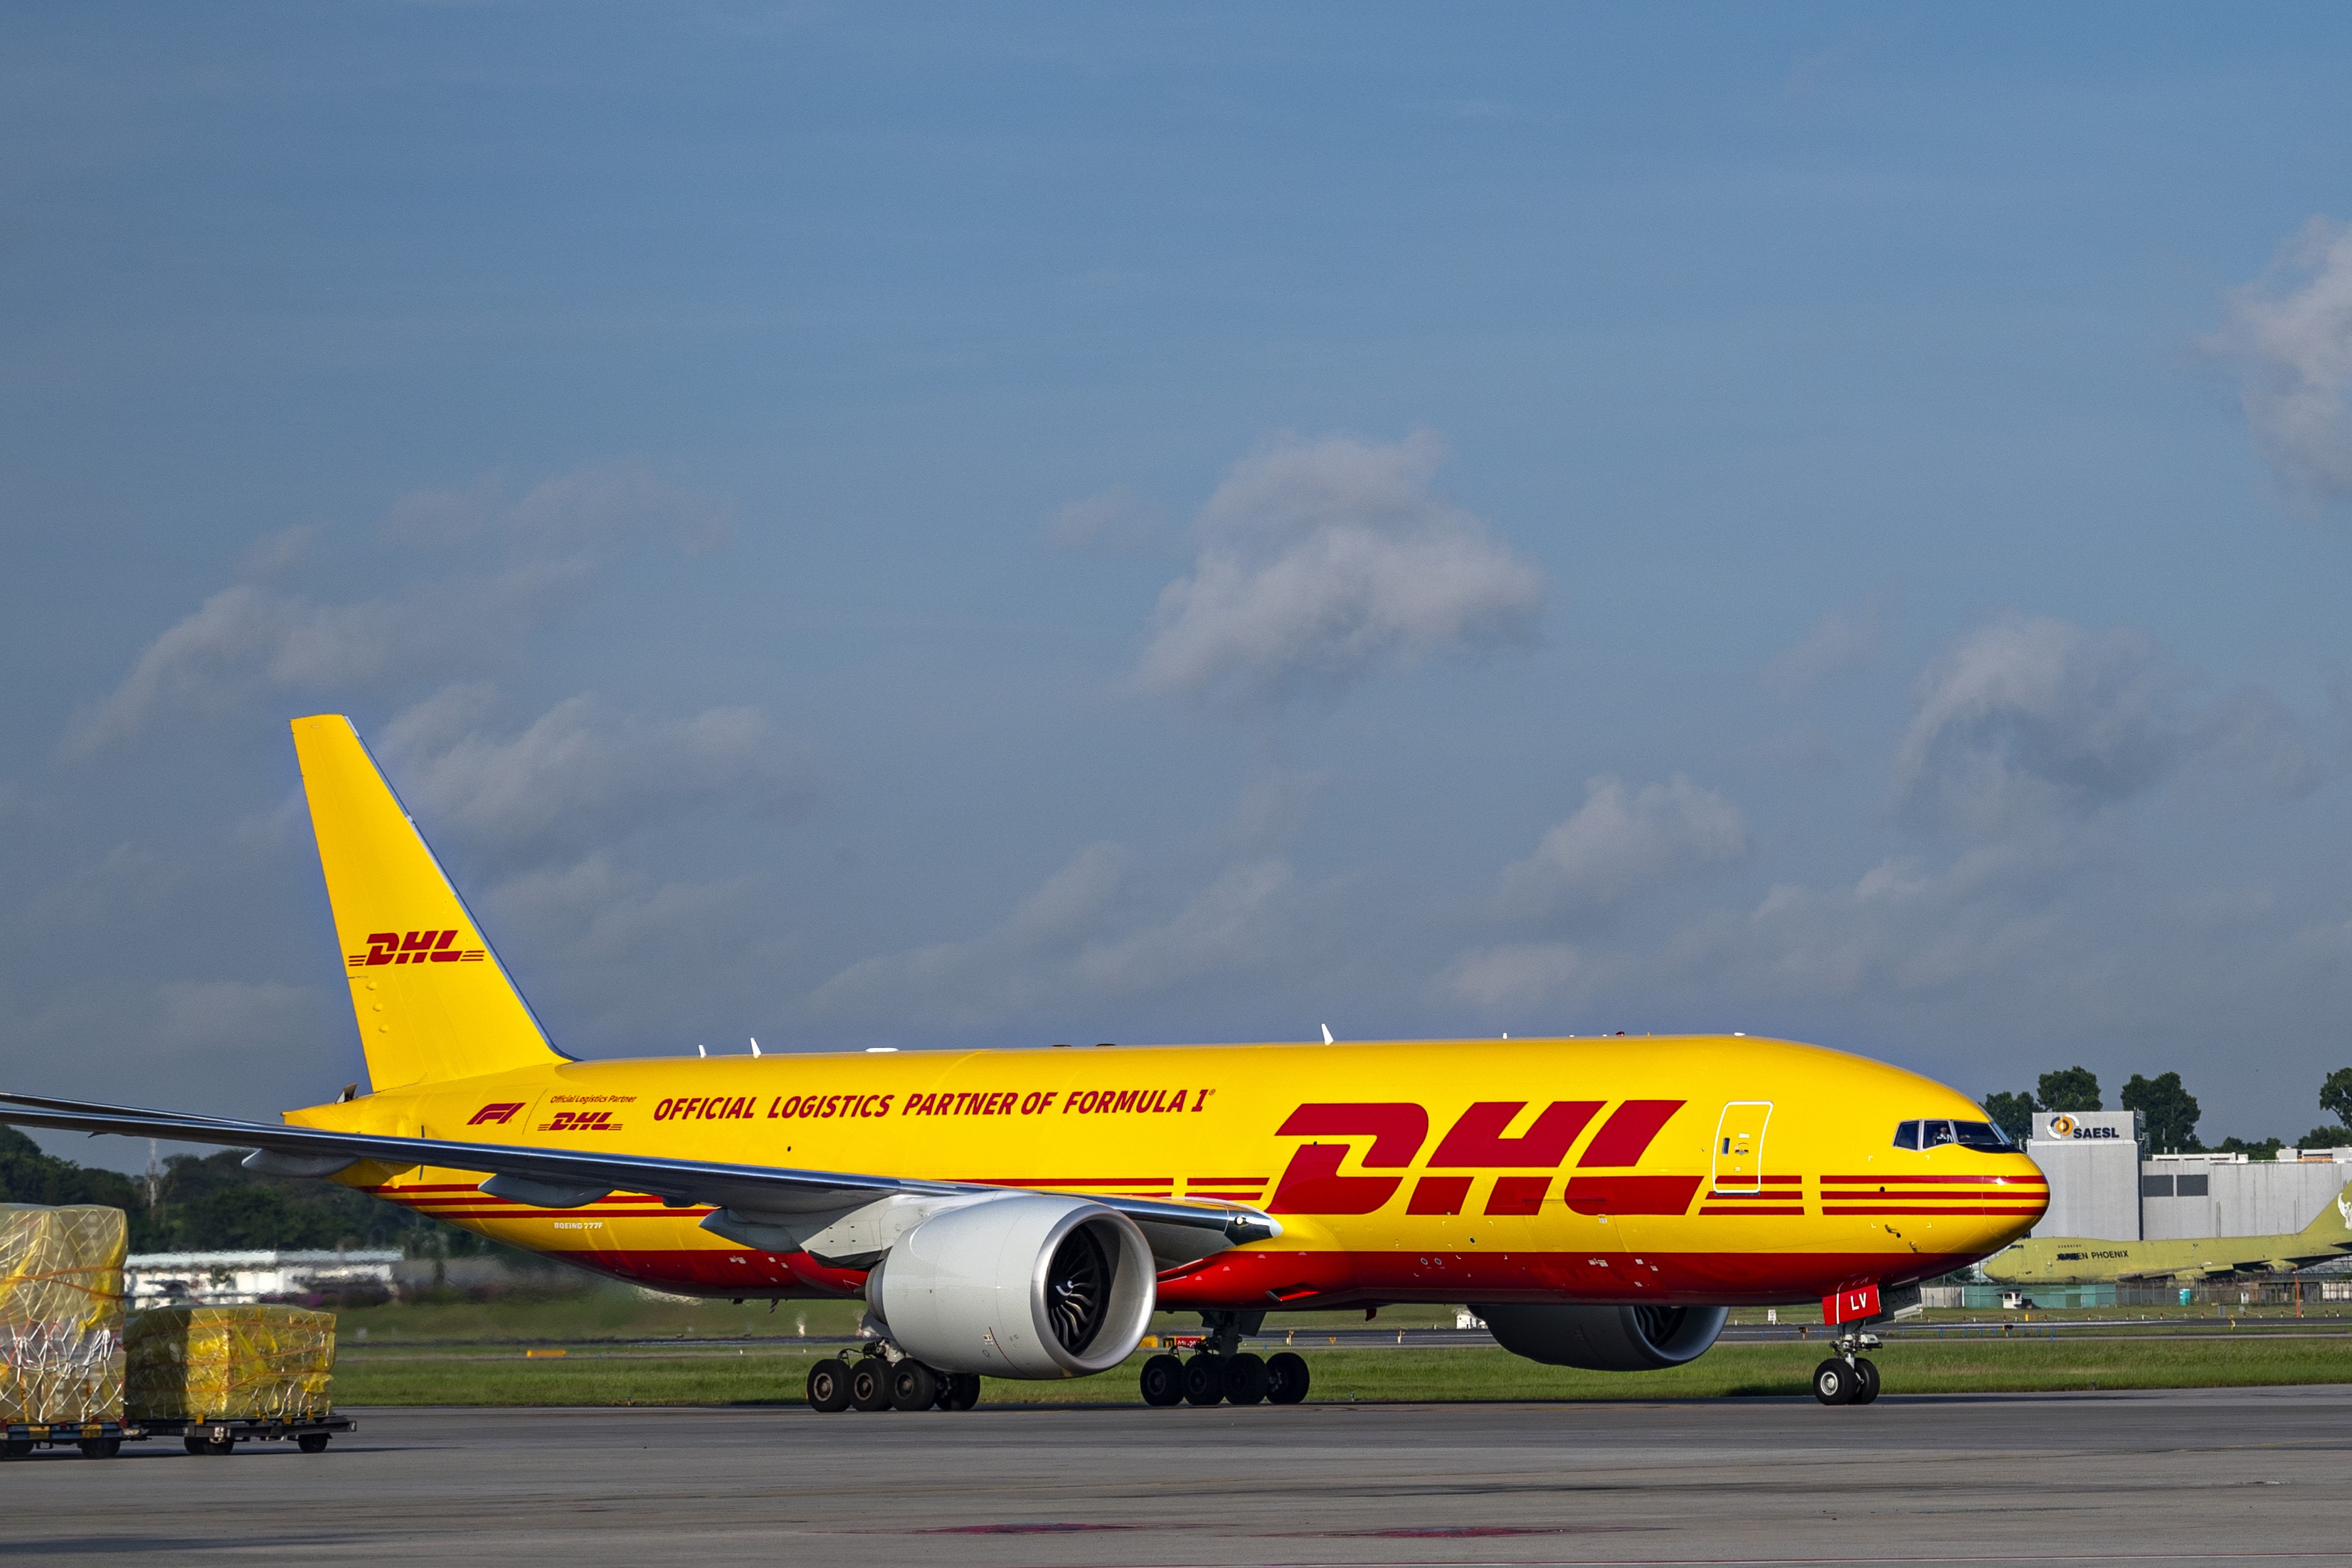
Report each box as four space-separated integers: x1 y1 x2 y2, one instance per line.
2 1412 354 1458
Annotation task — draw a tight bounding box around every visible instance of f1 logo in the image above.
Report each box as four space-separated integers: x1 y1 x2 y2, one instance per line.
469 1103 524 1126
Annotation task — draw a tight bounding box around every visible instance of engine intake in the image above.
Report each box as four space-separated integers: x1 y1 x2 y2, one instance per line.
1473 1303 1728 1371
872 1194 1157 1378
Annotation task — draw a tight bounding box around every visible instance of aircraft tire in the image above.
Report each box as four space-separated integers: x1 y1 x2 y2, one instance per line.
1222 1352 1269 1405
1265 1350 1310 1405
1811 1358 1858 1406
888 1362 940 1412
936 1372 982 1411
849 1360 894 1412
807 1358 854 1413
1852 1357 1881 1404
1181 1352 1225 1406
1139 1353 1185 1407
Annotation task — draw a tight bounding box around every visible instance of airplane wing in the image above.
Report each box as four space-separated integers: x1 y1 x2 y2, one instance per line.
0 1091 1280 1260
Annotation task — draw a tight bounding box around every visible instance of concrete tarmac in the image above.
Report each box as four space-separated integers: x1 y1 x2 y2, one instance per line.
6 1386 2350 1566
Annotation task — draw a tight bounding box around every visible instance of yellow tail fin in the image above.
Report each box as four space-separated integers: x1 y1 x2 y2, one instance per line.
291 714 566 1090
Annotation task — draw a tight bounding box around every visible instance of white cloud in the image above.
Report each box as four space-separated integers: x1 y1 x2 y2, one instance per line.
1135 431 1544 706
1892 615 2317 834
1498 775 1748 916
380 686 813 867
2208 217 2352 504
1762 603 1883 695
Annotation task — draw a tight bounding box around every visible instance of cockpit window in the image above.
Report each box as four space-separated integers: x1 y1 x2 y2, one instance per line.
1951 1120 2015 1151
1893 1118 2018 1153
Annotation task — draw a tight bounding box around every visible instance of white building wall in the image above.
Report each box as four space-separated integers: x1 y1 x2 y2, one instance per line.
2027 1111 2143 1241
2140 1153 2352 1240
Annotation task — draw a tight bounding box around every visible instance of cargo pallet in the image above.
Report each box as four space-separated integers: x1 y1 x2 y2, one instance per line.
2 1413 354 1458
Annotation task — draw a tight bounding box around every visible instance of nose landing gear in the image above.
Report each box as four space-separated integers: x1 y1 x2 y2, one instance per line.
1811 1333 1882 1405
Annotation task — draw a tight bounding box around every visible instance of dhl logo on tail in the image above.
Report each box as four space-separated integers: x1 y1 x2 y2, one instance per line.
346 928 487 968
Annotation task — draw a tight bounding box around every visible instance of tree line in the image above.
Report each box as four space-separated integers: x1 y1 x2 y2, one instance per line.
1981 1067 2352 1157
0 1126 498 1257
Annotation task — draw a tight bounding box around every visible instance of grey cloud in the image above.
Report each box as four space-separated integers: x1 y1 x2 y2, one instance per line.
2208 218 2352 504
808 844 1298 1029
63 565 587 759
1046 487 1167 553
1892 615 2319 835
380 686 815 869
65 464 730 758
1440 941 1604 1013
385 464 734 556
1498 774 1748 916
1135 431 1544 707
1762 603 1884 695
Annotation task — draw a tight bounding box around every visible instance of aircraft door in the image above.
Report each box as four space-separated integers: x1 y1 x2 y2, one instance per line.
1712 1102 1771 1193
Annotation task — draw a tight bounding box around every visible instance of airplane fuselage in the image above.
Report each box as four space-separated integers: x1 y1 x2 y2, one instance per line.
301 1033 2048 1308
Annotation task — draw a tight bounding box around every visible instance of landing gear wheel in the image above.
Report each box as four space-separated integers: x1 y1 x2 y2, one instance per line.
1140 1353 1185 1407
849 1360 894 1412
1812 1358 1859 1406
78 1437 120 1458
1181 1353 1225 1406
888 1362 940 1412
1265 1350 1310 1405
296 1432 331 1453
936 1372 982 1411
1222 1352 1269 1405
807 1358 853 1413
1851 1357 1880 1405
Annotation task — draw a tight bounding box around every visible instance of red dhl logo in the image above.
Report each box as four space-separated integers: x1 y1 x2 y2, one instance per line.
469 1103 523 1125
346 929 488 968
537 1111 620 1133
1268 1099 1697 1219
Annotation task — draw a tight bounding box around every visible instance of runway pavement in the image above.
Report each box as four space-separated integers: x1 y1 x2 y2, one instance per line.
6 1385 2349 1566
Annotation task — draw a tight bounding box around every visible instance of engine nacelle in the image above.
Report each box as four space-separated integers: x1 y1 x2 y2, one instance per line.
1473 1303 1729 1371
872 1194 1157 1378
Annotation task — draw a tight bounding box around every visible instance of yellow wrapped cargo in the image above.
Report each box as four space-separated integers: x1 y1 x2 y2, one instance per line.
126 1306 335 1421
0 1204 127 1424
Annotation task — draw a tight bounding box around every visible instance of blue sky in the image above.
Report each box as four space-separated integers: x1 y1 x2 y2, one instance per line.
6 4 2352 1165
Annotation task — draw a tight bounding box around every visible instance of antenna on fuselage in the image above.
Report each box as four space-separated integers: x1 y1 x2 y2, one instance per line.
1321 1023 1334 1044
749 1037 761 1056
697 1043 706 1057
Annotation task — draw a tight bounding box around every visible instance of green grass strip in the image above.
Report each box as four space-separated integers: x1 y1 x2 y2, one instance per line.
330 1337 2352 1408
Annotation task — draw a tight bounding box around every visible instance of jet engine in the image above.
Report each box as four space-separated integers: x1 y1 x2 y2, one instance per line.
1471 1303 1728 1371
869 1194 1157 1378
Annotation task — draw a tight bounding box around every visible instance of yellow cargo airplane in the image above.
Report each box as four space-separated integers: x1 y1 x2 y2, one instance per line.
0 717 2048 1408
1981 1180 2352 1286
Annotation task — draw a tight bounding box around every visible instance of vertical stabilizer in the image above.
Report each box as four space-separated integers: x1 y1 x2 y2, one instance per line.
290 714 566 1090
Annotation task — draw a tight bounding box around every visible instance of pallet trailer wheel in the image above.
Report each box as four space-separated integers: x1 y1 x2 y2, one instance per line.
297 1433 332 1453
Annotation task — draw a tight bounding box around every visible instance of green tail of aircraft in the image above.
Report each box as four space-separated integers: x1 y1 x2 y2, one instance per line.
1980 1177 2352 1284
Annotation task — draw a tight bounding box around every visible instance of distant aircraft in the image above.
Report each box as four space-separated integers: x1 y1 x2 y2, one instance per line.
0 716 2048 1407
1981 1181 2352 1285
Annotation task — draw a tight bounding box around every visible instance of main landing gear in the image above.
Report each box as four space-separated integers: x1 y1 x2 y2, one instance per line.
1139 1313 1310 1408
806 1349 981 1414
1811 1333 1882 1406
